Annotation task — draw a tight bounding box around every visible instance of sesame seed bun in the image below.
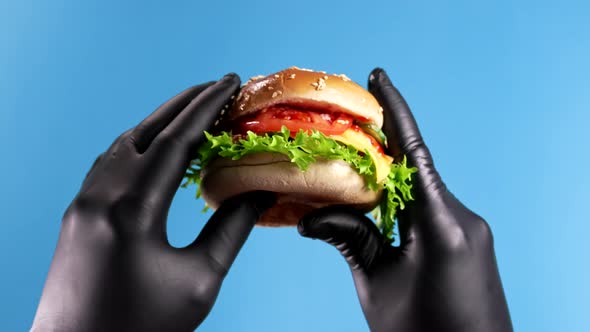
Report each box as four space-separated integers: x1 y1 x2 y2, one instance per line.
231 67 384 128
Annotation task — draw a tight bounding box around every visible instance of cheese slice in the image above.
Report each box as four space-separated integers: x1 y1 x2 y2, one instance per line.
330 128 393 183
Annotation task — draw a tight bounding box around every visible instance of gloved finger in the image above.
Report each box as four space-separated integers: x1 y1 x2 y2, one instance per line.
80 153 105 191
368 68 446 201
188 191 276 276
129 82 215 153
150 73 240 154
84 153 104 179
139 74 240 215
298 206 384 271
80 128 135 192
369 69 477 249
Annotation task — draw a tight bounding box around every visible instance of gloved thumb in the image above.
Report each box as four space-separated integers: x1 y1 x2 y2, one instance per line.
298 206 384 271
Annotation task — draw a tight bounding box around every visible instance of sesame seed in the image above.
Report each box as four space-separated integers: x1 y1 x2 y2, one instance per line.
311 77 326 90
214 120 220 126
287 74 296 79
338 74 351 82
247 75 265 84
274 74 280 78
268 86 274 90
272 91 282 98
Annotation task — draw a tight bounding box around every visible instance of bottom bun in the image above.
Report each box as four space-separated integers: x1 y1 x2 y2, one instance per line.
200 153 382 226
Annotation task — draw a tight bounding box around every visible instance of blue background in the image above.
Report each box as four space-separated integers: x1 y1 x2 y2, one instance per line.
1 1 589 331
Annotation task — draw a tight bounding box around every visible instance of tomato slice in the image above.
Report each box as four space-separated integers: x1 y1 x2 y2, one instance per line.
236 105 353 136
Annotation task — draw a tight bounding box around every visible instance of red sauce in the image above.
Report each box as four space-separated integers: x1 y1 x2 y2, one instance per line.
234 105 353 137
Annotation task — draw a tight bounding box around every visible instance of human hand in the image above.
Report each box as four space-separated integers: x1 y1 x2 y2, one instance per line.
298 68 513 332
32 74 275 332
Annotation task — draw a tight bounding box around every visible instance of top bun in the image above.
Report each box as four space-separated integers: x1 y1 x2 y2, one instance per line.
230 67 384 128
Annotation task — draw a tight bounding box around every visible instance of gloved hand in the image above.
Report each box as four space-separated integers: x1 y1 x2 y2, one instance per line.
31 74 275 332
298 68 513 332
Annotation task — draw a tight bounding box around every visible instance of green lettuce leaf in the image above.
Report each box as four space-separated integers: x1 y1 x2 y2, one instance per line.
182 127 416 243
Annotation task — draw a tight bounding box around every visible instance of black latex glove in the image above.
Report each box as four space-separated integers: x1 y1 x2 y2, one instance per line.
32 74 275 332
298 68 513 332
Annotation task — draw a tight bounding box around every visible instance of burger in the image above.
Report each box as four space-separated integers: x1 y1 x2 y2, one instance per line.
183 67 415 241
